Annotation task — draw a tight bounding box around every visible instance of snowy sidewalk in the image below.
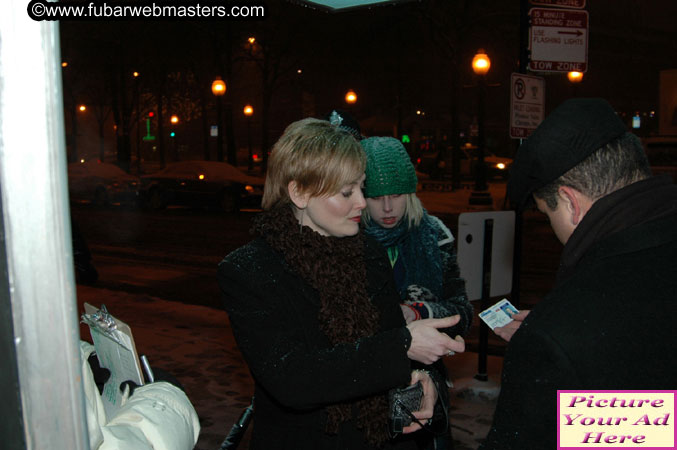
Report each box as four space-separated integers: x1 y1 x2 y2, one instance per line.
76 285 502 450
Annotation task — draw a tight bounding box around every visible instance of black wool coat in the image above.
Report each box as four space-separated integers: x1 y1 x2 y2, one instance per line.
481 207 677 450
218 235 420 450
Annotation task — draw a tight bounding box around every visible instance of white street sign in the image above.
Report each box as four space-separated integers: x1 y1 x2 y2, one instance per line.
510 73 545 139
529 7 588 72
530 0 585 9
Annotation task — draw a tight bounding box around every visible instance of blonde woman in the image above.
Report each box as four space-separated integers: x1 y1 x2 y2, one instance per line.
218 118 464 449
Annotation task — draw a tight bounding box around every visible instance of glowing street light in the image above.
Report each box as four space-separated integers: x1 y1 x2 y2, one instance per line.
567 71 584 97
567 71 583 83
469 48 492 206
345 89 357 105
212 77 226 162
78 105 86 112
248 36 256 44
244 105 254 170
211 77 226 96
472 49 491 76
170 115 179 124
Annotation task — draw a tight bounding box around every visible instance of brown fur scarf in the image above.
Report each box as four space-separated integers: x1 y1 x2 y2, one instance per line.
253 204 390 446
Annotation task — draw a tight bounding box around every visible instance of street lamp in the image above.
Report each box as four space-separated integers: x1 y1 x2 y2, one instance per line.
469 49 493 206
345 89 357 105
472 49 491 76
212 77 226 162
133 71 141 173
567 71 583 97
567 71 583 83
243 105 254 171
169 115 179 157
70 103 87 163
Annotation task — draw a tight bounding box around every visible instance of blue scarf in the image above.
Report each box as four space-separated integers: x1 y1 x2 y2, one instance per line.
364 211 443 299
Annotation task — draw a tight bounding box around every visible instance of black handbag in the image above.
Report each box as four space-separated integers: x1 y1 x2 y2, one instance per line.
388 381 424 434
388 374 450 437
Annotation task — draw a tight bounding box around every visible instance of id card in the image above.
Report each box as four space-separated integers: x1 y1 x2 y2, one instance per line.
479 298 519 330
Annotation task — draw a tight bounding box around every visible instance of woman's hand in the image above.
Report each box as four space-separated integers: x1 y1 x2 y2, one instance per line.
407 315 465 364
401 370 438 434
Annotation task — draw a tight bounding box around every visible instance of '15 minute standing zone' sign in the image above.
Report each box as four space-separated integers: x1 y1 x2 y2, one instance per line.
529 7 589 72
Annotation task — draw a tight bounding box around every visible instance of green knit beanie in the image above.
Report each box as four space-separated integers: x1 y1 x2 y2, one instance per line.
361 136 418 198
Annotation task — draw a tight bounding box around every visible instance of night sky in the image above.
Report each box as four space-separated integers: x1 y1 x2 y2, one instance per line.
59 0 677 161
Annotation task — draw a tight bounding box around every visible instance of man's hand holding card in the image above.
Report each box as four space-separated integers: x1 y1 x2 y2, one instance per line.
479 298 530 342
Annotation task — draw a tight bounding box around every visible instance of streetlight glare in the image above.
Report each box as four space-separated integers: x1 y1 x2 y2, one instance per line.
567 71 583 83
345 89 357 104
133 71 139 77
61 62 68 67
248 36 256 44
243 105 255 170
212 77 226 96
170 115 179 124
79 105 86 112
472 49 491 76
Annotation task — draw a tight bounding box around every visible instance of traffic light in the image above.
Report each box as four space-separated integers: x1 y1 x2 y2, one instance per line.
170 131 176 137
143 112 156 141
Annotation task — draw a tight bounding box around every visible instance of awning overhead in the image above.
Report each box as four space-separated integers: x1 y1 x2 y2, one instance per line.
296 0 414 12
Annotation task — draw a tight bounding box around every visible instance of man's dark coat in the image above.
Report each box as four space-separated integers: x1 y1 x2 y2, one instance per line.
482 178 677 449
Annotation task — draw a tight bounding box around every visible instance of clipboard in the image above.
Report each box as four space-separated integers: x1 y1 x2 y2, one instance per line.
82 303 145 418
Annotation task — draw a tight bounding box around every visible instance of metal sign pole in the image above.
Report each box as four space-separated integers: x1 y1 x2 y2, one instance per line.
475 219 494 382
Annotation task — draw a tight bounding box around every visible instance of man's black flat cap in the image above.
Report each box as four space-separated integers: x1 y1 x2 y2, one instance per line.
507 98 628 207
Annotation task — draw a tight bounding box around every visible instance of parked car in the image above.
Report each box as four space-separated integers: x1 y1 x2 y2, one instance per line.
67 160 139 206
459 145 513 180
415 142 513 180
139 160 265 212
643 136 677 182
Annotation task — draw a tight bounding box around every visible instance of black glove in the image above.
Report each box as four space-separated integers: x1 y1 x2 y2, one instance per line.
119 380 141 396
119 367 185 397
87 353 111 395
152 367 186 392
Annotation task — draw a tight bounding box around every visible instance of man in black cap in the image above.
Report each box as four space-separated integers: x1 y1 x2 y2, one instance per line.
480 98 677 449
